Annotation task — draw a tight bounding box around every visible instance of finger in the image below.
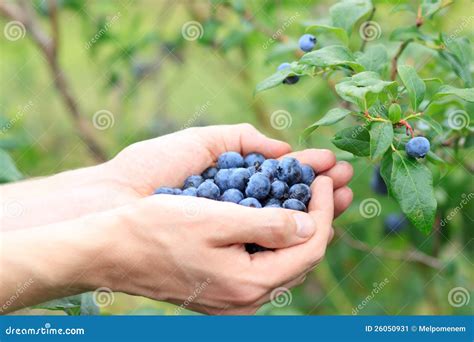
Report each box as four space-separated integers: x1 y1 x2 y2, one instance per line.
253 274 306 306
279 149 336 174
195 124 292 160
251 176 334 284
320 161 353 189
334 186 353 218
211 205 317 249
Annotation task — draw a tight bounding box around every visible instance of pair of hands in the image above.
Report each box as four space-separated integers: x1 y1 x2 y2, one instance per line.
0 124 353 315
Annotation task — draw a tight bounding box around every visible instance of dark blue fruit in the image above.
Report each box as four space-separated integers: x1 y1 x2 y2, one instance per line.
270 180 288 199
288 183 311 205
217 151 244 169
298 34 317 52
301 164 316 186
245 243 269 254
245 173 271 200
264 198 282 208
405 137 430 158
247 166 257 176
154 187 178 195
220 189 244 204
244 152 265 168
239 197 262 208
196 180 220 200
384 214 407 234
277 63 299 85
182 187 197 196
371 165 387 195
183 175 204 189
277 157 302 185
228 168 251 192
259 159 279 179
201 167 218 179
282 199 307 212
214 169 233 192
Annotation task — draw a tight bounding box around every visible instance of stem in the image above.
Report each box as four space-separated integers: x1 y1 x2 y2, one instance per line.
360 7 376 52
398 119 415 137
390 39 412 80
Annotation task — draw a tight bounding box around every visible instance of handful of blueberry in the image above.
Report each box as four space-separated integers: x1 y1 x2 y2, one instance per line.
154 152 317 253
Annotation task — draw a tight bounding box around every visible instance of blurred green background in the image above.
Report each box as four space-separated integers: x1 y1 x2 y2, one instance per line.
1 0 472 315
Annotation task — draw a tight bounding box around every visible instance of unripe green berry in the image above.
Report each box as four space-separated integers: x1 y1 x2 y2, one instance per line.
388 103 402 123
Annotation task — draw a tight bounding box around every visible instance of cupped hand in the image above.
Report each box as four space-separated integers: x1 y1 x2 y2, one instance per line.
107 124 353 217
103 175 334 315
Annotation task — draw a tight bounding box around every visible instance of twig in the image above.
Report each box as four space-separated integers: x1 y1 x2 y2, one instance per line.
360 7 376 52
335 229 443 270
0 1 107 162
390 39 412 81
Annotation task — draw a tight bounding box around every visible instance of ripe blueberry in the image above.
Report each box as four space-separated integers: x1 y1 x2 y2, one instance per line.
220 189 244 204
282 198 307 212
259 159 279 179
183 175 204 189
276 157 302 185
270 180 288 199
301 164 316 186
244 152 265 168
384 214 407 234
197 180 220 200
217 151 244 169
264 198 282 208
370 165 387 195
298 34 316 52
214 169 233 192
406 137 430 158
245 173 271 200
239 197 262 208
201 167 218 179
245 244 268 254
277 62 299 85
154 187 178 195
182 187 198 196
288 183 311 205
228 168 251 192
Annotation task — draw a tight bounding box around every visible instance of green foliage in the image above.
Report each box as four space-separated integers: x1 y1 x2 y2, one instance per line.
34 293 99 315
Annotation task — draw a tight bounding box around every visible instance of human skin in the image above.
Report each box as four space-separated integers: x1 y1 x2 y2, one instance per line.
0 124 353 315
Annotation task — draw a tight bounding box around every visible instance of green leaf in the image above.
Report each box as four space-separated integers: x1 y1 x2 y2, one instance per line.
302 108 352 138
33 293 99 316
299 45 364 72
332 125 370 156
417 115 444 136
330 0 373 34
439 37 472 87
389 26 426 41
335 71 397 109
305 24 349 45
379 151 393 195
397 65 426 111
370 122 394 159
426 151 445 164
390 152 437 234
356 44 388 74
0 148 22 183
421 0 442 18
434 85 474 102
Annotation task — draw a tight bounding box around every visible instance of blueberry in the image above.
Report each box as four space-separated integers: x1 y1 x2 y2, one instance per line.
196 180 220 200
183 175 204 189
244 152 265 168
371 165 387 195
405 137 430 158
264 198 282 208
276 157 302 185
277 63 299 85
217 152 244 169
298 34 317 52
214 169 233 192
270 180 288 199
282 199 307 212
228 168 251 192
245 243 269 254
201 167 218 179
220 189 244 204
288 183 311 205
239 197 262 208
247 166 257 176
301 164 316 186
259 159 279 179
182 187 197 196
245 173 271 200
173 188 183 195
384 214 407 234
154 187 178 195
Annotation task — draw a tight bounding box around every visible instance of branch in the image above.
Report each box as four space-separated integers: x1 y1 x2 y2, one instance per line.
360 7 376 52
0 1 107 162
390 39 412 81
335 229 443 270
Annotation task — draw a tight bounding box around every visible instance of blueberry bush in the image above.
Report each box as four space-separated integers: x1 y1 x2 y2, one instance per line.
1 0 472 315
256 0 473 235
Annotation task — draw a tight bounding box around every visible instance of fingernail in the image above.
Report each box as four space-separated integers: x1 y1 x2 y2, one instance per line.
293 213 315 238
